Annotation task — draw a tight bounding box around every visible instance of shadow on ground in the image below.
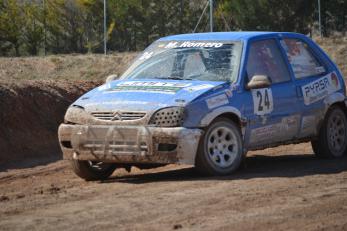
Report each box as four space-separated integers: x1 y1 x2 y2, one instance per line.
102 153 347 184
0 154 61 172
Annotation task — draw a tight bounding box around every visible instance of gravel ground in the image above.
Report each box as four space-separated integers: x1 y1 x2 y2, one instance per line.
0 143 346 231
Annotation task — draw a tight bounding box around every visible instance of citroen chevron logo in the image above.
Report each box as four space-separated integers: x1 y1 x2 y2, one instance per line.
112 111 122 121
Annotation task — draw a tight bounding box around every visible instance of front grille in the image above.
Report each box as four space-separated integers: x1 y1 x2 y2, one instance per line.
91 111 146 121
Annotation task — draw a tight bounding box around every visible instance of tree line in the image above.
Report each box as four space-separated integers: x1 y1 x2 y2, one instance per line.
0 0 346 56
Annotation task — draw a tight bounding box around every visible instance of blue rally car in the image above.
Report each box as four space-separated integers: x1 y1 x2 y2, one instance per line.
58 32 347 180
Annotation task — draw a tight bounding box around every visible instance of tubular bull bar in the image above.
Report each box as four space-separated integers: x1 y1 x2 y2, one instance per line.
58 124 203 165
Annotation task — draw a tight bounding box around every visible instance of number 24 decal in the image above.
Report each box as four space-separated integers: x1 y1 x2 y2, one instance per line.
252 88 273 115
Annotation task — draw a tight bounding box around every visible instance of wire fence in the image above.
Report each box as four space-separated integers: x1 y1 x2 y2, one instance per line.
0 0 345 57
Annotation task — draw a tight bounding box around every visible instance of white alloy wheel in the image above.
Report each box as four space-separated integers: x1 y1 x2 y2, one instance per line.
196 118 244 176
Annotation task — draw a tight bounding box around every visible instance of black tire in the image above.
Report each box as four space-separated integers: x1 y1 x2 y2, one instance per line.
195 118 244 176
311 105 347 158
70 160 117 181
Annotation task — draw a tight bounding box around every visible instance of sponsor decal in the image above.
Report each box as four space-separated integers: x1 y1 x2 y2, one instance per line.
175 99 186 106
165 42 179 49
250 124 280 144
251 88 274 115
225 89 233 97
260 115 268 125
86 101 168 107
139 51 154 60
118 81 190 87
206 94 229 109
108 81 191 94
315 66 326 74
281 115 300 131
185 84 214 92
331 72 339 88
302 72 340 105
250 115 300 145
164 41 224 49
230 84 238 91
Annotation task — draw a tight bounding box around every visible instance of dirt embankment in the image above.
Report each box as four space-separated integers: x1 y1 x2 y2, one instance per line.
0 80 101 164
315 36 347 77
0 52 139 165
0 53 138 82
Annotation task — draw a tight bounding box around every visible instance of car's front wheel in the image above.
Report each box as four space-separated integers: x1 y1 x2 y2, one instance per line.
311 105 347 158
195 118 244 176
70 160 117 181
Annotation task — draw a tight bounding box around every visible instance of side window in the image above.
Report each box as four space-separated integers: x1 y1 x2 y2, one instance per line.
246 39 291 84
281 39 326 79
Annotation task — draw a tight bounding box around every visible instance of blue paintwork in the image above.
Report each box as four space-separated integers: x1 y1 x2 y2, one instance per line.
160 31 285 41
74 79 226 112
72 32 346 150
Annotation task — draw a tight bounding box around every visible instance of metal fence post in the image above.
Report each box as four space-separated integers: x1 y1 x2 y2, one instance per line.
318 0 322 37
104 0 107 55
210 0 213 32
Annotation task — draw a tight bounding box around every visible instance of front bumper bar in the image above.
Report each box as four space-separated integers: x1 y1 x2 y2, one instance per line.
58 124 203 165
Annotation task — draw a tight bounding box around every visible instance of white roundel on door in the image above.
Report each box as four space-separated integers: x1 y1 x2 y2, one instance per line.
251 88 273 115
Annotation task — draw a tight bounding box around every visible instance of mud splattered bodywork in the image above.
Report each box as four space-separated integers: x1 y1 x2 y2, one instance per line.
58 104 204 164
59 124 202 165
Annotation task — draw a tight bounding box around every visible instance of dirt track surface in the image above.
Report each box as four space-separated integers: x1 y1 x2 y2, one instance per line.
1 143 346 231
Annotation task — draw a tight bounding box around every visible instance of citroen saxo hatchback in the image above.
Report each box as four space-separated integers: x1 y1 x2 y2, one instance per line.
59 32 347 180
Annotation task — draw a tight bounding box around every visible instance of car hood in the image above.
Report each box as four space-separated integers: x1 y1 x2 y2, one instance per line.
74 79 227 112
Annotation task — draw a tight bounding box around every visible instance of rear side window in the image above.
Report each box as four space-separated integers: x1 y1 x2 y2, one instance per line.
281 39 326 79
246 39 291 84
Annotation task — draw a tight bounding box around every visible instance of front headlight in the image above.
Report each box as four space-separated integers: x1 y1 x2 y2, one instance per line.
150 107 185 127
64 105 88 124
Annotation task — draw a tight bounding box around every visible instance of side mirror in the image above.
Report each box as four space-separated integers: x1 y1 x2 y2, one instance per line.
246 75 271 90
105 74 118 83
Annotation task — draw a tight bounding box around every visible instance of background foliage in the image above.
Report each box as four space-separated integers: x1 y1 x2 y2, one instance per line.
0 0 346 56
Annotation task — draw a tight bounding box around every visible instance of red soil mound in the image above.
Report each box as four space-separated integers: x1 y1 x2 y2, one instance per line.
0 80 101 163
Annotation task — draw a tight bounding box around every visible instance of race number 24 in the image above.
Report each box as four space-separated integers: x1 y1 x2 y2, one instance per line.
252 88 273 115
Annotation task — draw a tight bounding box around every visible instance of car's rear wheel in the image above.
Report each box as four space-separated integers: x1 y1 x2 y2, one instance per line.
311 105 347 158
195 118 244 176
70 160 117 181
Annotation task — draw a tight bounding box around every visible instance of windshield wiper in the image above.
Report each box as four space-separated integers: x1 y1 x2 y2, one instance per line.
163 76 192 80
153 75 193 80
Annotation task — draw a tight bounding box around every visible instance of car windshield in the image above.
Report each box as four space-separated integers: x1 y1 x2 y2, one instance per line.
121 40 242 82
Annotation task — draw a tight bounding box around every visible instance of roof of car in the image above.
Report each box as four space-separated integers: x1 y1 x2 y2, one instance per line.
158 31 304 41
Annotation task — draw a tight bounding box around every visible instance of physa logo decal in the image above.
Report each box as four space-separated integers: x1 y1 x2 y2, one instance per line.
302 72 340 105
303 77 329 97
